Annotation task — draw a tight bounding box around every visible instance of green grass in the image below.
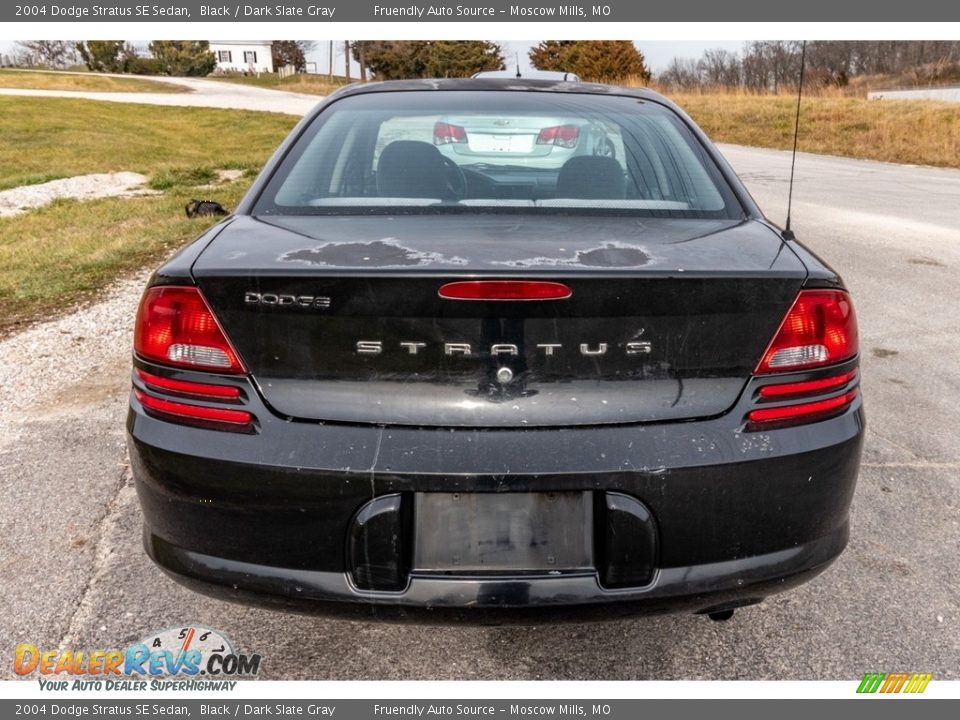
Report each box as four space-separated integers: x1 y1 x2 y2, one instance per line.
0 69 188 93
148 166 218 190
0 97 296 332
0 185 252 334
0 96 296 190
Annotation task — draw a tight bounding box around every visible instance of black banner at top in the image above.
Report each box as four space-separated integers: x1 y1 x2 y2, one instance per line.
5 0 960 22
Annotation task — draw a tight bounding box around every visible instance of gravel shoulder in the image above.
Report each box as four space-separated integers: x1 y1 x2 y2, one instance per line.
0 272 147 418
0 273 145 655
0 173 156 217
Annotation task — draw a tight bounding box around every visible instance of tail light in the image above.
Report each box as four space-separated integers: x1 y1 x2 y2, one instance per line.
748 389 859 427
434 121 467 145
134 286 245 373
757 369 858 400
135 389 254 432
136 369 242 401
134 286 253 433
749 289 861 430
537 124 580 149
755 289 858 374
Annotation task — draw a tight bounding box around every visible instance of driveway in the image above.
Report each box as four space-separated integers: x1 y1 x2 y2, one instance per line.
0 74 320 115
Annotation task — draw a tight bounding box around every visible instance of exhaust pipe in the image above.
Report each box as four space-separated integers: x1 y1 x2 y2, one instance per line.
700 597 762 621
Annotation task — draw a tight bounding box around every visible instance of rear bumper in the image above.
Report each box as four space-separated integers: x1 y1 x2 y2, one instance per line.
128 373 864 623
146 524 846 624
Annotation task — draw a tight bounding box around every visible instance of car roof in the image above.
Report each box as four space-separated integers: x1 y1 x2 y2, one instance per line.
325 77 670 106
472 70 581 82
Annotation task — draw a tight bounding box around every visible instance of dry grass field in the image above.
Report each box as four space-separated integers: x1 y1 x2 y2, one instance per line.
619 78 960 169
673 92 960 168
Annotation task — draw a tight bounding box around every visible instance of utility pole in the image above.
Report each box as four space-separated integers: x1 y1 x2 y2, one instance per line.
327 40 333 81
344 41 351 82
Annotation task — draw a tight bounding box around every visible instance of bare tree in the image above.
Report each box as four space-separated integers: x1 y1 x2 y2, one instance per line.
15 40 73 68
658 57 701 90
698 48 741 87
657 40 960 92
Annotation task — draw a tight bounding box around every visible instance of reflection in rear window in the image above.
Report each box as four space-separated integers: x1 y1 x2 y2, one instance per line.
255 91 742 219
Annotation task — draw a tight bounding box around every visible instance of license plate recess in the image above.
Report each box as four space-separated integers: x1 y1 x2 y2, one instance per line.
413 492 594 572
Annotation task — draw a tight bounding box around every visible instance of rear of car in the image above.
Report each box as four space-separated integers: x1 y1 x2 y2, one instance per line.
433 114 615 168
127 80 863 623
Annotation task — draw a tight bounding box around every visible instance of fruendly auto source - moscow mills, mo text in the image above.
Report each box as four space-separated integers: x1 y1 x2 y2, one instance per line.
373 5 607 17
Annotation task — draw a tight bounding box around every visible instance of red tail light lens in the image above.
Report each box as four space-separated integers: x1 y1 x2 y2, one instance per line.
439 280 572 301
135 286 245 374
537 124 580 149
758 369 858 400
748 388 859 427
433 121 467 145
755 289 858 374
136 369 242 401
135 389 254 429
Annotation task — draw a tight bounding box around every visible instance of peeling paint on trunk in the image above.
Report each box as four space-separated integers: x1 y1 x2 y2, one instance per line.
491 241 652 268
281 239 468 268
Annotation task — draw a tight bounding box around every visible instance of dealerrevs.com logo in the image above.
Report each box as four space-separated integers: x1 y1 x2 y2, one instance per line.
14 626 261 690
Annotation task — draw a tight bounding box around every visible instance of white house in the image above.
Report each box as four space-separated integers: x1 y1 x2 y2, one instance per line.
209 41 274 74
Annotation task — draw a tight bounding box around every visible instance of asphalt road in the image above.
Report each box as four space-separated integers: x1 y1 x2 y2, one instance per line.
1 142 959 680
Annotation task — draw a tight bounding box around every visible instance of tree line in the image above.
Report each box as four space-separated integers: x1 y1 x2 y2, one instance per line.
20 40 954 90
10 40 316 77
10 39 652 84
658 41 960 91
354 40 650 83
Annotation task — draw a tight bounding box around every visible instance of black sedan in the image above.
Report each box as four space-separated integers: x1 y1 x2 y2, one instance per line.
127 78 863 623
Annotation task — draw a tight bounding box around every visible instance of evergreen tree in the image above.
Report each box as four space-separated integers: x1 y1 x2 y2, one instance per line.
423 41 504 78
272 41 307 72
528 41 580 72
358 41 504 80
148 41 216 77
530 41 651 83
76 41 135 73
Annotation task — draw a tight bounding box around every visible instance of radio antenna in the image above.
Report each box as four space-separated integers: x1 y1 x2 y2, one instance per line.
783 40 807 241
515 52 521 78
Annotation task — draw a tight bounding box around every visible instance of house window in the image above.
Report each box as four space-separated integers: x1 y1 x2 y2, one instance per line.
244 51 257 64
217 50 232 63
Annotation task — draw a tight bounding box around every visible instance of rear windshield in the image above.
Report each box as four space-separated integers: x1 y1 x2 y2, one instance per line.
253 90 743 219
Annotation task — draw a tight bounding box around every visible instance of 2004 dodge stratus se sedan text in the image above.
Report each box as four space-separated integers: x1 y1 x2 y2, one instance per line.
127 78 864 623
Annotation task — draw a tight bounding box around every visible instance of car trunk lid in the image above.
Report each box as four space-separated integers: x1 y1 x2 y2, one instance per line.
193 215 806 427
